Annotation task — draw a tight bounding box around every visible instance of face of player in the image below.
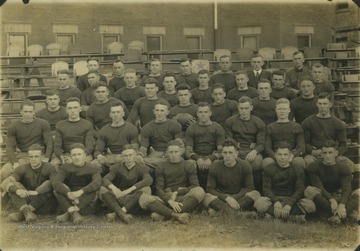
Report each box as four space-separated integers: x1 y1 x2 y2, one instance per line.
20 105 35 123
236 74 249 89
322 147 338 165
197 106 212 124
219 57 232 72
28 150 43 169
87 60 100 71
163 76 177 92
275 148 292 168
178 90 191 106
300 80 315 98
272 74 285 89
167 145 182 163
70 148 86 167
87 73 100 86
46 94 60 110
180 61 192 75
198 73 209 88
94 86 109 103
66 101 81 120
257 82 271 99
150 61 162 74
222 146 238 167
293 53 305 69
312 67 323 82
251 56 264 71
57 73 70 88
145 83 158 98
275 103 290 120
122 149 136 167
317 97 332 116
153 104 169 122
211 88 226 104
113 62 125 76
110 105 125 123
124 72 137 88
238 102 252 120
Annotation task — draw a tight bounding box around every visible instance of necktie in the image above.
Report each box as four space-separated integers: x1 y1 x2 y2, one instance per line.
256 71 260 79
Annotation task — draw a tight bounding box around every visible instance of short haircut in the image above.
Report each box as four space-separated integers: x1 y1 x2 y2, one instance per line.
163 73 176 80
238 96 253 105
110 103 125 111
211 83 226 92
20 99 35 110
122 144 137 152
45 90 59 97
322 140 338 149
219 54 231 61
274 141 290 152
87 58 99 63
276 98 290 106
197 102 211 110
179 58 192 64
235 70 248 77
167 140 183 148
87 69 100 76
154 100 170 110
150 58 162 64
293 51 304 57
258 79 272 86
299 75 314 84
317 92 331 101
70 143 85 151
113 59 124 65
66 97 80 105
251 54 263 60
198 69 209 75
144 77 158 85
57 69 70 75
124 68 137 75
93 81 108 90
28 143 44 153
272 70 284 78
176 84 191 92
312 63 324 69
222 138 239 150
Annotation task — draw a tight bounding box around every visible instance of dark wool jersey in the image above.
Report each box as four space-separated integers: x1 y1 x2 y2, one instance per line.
80 86 97 106
209 72 237 93
127 97 170 128
36 107 68 131
251 97 277 125
108 76 126 96
263 162 305 207
8 162 56 194
185 121 225 156
141 74 165 91
57 86 81 107
270 87 297 101
169 104 198 119
227 87 258 101
210 100 238 128
190 87 213 104
285 67 312 90
207 159 254 201
114 86 146 111
77 73 108 92
156 160 199 201
52 162 101 194
265 121 305 159
86 97 129 130
314 80 335 96
54 119 95 158
94 122 139 157
302 115 347 155
6 118 53 162
224 115 266 153
103 162 152 190
140 119 182 152
306 160 353 205
157 91 179 107
289 96 318 124
175 73 199 89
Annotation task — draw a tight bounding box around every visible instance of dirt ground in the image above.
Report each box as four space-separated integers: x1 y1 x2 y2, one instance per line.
1 210 359 251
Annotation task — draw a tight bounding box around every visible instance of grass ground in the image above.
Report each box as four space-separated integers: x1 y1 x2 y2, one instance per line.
1 209 359 250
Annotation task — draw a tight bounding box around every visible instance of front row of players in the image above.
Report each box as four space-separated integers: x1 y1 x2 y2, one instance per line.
3 139 358 225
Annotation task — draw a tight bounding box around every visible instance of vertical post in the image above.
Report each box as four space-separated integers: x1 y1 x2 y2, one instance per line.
214 0 218 50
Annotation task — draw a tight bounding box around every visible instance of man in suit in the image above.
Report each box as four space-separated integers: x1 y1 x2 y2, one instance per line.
247 54 272 89
76 58 107 92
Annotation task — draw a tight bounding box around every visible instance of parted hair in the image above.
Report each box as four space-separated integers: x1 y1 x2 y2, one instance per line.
28 143 44 153
222 138 239 150
238 96 253 105
20 99 35 110
198 69 209 75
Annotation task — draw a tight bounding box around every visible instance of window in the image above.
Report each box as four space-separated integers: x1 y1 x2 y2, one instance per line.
297 35 311 49
336 1 349 13
146 36 162 59
238 27 261 49
99 25 123 54
186 36 202 59
56 34 75 53
8 33 27 53
102 35 121 54
53 24 78 53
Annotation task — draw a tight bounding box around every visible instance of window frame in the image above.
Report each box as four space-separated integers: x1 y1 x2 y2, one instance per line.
296 34 312 49
55 33 76 53
239 35 259 50
101 34 121 54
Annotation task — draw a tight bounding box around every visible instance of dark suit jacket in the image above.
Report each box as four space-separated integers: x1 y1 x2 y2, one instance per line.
247 70 272 89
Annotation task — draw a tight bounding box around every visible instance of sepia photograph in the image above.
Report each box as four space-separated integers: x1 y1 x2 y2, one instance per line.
0 0 359 250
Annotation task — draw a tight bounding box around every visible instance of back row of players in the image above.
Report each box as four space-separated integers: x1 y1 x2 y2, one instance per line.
1 51 358 225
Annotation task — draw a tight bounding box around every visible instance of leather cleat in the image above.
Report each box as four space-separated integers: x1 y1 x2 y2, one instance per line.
9 212 25 222
56 212 71 223
72 211 84 224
